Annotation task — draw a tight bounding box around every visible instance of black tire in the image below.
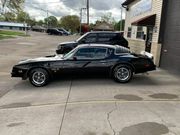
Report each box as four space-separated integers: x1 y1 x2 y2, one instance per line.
113 64 133 83
29 68 50 87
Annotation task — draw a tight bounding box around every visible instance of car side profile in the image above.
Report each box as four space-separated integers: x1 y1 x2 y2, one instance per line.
46 28 63 35
56 31 129 54
58 28 71 36
11 44 156 87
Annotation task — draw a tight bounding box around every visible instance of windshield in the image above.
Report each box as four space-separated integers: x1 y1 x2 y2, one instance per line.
76 33 89 42
63 48 77 59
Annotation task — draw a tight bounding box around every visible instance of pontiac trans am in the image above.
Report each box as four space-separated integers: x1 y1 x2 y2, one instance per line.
11 44 156 87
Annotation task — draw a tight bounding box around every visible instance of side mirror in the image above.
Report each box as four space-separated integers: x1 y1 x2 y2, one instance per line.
80 39 86 44
73 56 77 61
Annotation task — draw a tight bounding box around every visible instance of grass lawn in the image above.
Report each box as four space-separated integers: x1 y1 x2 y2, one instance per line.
0 30 26 40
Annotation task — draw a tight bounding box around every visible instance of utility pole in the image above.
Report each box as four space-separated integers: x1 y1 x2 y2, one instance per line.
120 6 123 31
80 8 86 35
24 14 28 36
47 10 49 29
87 0 89 25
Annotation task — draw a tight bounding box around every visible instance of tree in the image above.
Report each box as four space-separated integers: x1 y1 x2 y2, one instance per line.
3 12 16 21
101 12 116 25
16 11 37 27
27 18 36 27
60 15 80 33
1 0 24 14
37 20 44 26
114 20 125 31
44 16 58 28
0 15 5 21
16 11 30 23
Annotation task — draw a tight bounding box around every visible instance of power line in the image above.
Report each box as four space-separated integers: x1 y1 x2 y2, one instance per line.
25 0 77 5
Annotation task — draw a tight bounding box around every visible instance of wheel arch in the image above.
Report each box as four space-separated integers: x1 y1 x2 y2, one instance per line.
26 67 53 79
110 62 135 76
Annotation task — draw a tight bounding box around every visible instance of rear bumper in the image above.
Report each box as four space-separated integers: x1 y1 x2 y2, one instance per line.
135 64 156 74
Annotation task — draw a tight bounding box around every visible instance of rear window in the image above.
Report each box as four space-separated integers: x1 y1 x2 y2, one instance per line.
115 46 130 54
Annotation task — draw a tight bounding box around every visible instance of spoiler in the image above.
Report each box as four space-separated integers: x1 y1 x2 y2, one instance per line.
140 51 153 59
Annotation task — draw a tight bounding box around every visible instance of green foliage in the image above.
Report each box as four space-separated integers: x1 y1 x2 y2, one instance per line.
44 16 58 28
16 11 30 23
1 0 25 14
3 12 16 21
0 15 5 21
114 20 125 31
28 18 36 27
16 11 36 27
60 15 80 33
101 12 116 25
0 30 25 36
37 20 44 26
0 30 25 40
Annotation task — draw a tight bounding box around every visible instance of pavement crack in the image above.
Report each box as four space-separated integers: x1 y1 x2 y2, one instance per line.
58 80 73 135
107 102 117 135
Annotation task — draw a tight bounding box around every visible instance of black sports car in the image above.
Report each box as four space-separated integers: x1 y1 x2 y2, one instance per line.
11 44 156 87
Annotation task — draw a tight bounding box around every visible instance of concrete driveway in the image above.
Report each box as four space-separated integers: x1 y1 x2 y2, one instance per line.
0 32 180 135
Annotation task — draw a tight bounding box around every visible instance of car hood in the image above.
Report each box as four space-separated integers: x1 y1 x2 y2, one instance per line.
18 55 64 64
59 41 77 45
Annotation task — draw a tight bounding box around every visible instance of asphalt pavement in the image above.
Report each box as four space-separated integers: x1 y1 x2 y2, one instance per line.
0 31 180 135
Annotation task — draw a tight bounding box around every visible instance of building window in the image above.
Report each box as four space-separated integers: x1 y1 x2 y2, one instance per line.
127 27 132 38
136 26 144 39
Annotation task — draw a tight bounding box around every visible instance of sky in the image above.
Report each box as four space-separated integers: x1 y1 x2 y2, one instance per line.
24 0 125 23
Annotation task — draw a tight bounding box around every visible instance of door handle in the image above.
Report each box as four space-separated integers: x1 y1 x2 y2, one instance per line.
100 61 107 64
164 50 168 53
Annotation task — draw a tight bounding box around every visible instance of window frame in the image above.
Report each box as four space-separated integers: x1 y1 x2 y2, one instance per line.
92 47 108 60
136 26 144 39
83 33 97 43
73 47 109 60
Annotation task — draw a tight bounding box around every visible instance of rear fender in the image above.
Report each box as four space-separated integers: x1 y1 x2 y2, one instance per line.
110 62 135 76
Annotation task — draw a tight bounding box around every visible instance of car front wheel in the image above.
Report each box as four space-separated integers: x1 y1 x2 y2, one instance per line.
113 65 133 83
29 68 50 87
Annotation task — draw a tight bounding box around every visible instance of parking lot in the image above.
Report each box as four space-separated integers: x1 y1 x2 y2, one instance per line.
0 32 180 135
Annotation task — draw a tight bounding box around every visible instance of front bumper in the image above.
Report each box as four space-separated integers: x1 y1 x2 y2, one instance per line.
11 66 28 79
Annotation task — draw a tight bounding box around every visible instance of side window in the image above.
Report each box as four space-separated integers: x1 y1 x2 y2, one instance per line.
98 34 112 42
115 46 130 54
84 34 97 43
74 47 108 59
93 48 107 59
74 48 93 59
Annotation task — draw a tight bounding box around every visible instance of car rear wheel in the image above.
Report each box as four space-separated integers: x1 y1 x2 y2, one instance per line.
29 68 49 87
113 64 133 83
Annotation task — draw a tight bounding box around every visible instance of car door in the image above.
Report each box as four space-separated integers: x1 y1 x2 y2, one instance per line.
62 48 94 75
84 47 114 74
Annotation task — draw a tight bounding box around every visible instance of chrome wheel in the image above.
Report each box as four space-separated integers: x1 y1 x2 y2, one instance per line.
32 71 46 85
113 65 133 83
116 67 130 81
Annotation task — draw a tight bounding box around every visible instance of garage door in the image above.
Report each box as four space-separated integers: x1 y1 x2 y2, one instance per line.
160 0 180 75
